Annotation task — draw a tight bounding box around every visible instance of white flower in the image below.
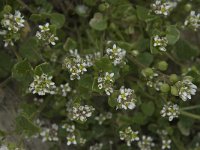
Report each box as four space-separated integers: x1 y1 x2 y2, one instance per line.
69 105 95 122
119 127 139 146
176 78 197 101
36 23 59 46
0 10 25 47
95 112 112 125
184 11 200 31
89 143 103 150
116 86 137 110
153 35 168 52
62 124 75 133
98 72 115 95
138 135 155 150
67 134 77 145
151 1 175 16
40 124 59 142
56 83 71 96
63 51 88 80
106 44 126 66
29 73 56 96
161 102 180 121
162 139 171 149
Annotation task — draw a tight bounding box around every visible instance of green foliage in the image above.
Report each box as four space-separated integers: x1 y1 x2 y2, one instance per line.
0 1 200 150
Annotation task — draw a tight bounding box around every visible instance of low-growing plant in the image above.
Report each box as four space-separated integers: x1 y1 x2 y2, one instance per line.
0 0 200 150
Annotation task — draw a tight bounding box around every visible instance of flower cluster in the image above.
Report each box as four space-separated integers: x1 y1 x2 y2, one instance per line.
138 135 155 150
63 50 88 80
161 102 180 121
56 83 71 96
153 35 168 52
175 78 197 101
95 112 112 125
119 126 139 146
106 44 126 66
0 10 25 47
69 105 95 122
29 73 56 95
116 86 137 110
98 72 115 95
184 11 200 31
36 23 58 45
151 0 174 16
40 123 59 142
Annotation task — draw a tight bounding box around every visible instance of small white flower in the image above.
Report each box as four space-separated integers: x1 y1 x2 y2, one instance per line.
138 135 155 150
95 112 112 125
119 127 139 146
106 44 126 66
162 139 171 149
69 105 95 122
161 102 180 121
153 35 168 52
40 124 59 142
116 86 137 110
184 11 200 31
29 73 56 96
98 72 115 95
89 143 103 150
67 134 77 145
151 1 175 16
175 78 197 101
36 22 59 46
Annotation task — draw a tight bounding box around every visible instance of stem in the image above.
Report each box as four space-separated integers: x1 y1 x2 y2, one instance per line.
11 47 21 60
16 0 34 13
181 105 200 110
180 110 200 120
165 52 183 67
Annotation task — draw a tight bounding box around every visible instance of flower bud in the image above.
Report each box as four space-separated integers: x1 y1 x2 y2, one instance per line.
169 74 178 83
184 3 192 12
160 83 170 93
142 68 154 77
171 86 178 96
99 3 109 12
157 61 168 71
3 5 12 13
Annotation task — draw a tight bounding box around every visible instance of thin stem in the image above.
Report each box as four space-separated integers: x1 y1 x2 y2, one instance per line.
16 0 34 13
181 105 200 111
0 76 12 87
180 110 200 120
165 52 183 67
11 47 21 60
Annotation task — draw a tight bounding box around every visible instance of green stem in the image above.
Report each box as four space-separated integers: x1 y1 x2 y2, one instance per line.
180 110 200 120
181 105 200 110
16 0 34 13
165 52 183 67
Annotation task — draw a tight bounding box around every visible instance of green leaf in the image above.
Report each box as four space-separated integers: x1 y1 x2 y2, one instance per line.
178 117 193 136
63 38 77 51
89 12 107 31
12 59 33 83
34 62 52 76
30 13 50 23
0 51 14 78
94 57 112 72
166 25 180 45
141 101 155 116
133 112 146 125
50 13 65 28
136 6 157 22
137 52 154 66
174 39 199 60
16 115 40 136
108 91 118 108
19 37 40 63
